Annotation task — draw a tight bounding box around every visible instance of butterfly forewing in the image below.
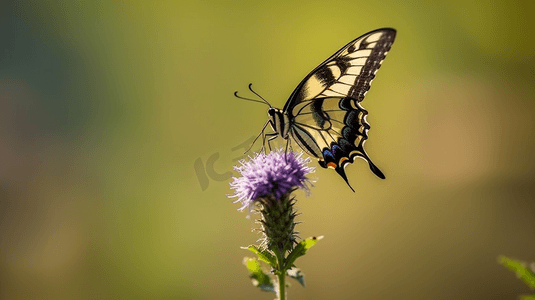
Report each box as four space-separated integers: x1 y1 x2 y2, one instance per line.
285 28 396 110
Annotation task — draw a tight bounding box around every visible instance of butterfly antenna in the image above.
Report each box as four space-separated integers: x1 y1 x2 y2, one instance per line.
234 91 267 105
248 83 272 107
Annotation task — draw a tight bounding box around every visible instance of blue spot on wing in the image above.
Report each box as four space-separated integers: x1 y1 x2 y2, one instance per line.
322 148 335 162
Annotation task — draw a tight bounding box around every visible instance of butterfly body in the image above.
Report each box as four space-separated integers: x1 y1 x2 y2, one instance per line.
250 28 396 191
267 108 290 140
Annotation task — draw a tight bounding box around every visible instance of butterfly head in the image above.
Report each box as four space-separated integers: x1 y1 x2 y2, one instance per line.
267 107 278 128
267 107 284 122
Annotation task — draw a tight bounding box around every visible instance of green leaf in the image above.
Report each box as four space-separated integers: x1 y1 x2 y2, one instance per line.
243 257 276 293
519 295 535 300
498 256 535 290
287 267 305 287
285 236 323 270
241 245 277 268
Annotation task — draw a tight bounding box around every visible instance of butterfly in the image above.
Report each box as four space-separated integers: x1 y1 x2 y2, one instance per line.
235 28 396 191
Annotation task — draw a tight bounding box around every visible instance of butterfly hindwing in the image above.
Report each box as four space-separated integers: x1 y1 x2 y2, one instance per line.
285 28 395 190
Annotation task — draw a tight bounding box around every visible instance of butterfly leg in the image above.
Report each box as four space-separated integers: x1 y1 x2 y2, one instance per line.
246 120 271 154
260 131 267 153
283 138 291 161
264 133 278 152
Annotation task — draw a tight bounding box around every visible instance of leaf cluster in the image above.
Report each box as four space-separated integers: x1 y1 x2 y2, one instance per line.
242 236 323 293
499 255 535 300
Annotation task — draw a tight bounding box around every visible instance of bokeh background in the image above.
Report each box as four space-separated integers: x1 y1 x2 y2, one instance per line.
1 1 534 299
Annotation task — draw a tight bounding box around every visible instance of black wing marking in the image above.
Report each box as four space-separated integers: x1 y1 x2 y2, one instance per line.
284 28 396 115
282 28 395 190
289 97 385 191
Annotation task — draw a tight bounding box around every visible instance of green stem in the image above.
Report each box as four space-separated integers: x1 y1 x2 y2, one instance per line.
274 248 286 300
278 270 286 300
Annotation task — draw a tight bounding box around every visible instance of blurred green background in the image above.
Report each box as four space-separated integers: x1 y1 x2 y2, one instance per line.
1 0 534 299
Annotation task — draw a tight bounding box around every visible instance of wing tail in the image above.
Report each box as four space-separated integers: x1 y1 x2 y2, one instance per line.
335 166 355 192
359 148 385 179
367 159 385 179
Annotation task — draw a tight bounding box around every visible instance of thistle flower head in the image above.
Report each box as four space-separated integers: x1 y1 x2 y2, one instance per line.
230 149 315 253
229 149 314 211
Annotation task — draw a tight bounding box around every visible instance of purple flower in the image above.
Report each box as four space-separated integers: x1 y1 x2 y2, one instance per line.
229 150 314 211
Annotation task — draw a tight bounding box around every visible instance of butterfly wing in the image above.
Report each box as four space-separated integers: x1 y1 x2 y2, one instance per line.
284 28 396 190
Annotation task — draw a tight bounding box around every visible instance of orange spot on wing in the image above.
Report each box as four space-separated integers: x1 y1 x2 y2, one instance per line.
326 162 337 169
339 157 349 165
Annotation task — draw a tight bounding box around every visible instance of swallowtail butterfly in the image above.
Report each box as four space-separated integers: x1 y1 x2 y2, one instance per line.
236 28 396 191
